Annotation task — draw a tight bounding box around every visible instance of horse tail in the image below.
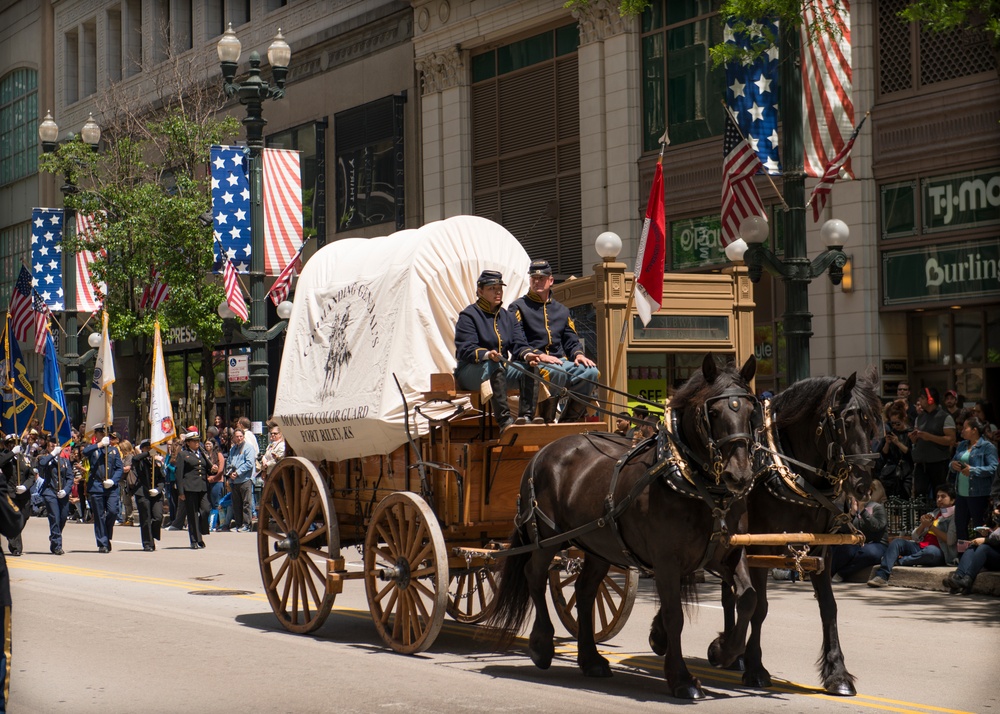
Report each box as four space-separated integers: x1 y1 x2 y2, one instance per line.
481 526 534 650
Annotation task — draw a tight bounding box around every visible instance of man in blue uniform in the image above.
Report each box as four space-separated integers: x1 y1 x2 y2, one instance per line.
83 424 124 553
37 435 73 556
455 270 542 431
0 436 28 557
509 259 599 423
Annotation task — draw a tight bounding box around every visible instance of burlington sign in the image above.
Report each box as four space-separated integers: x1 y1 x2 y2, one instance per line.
882 238 1000 306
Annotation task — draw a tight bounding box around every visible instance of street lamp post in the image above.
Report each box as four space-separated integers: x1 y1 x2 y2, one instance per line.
39 111 102 425
217 25 292 427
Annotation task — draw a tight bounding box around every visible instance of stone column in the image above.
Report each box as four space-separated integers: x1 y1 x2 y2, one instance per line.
572 0 642 268
415 47 470 220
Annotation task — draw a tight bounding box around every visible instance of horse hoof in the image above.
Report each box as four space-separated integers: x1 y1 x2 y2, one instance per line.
672 683 706 700
743 670 772 688
728 655 746 672
707 639 723 667
825 681 857 697
648 631 666 657
529 650 553 670
582 660 613 678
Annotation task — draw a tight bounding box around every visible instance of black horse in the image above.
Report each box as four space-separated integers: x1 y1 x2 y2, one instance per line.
710 368 882 696
486 354 758 699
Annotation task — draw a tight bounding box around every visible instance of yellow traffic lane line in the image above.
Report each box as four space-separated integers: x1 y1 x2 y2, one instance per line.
10 557 973 714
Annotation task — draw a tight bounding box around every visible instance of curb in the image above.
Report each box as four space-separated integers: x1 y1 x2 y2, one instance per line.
849 565 1000 596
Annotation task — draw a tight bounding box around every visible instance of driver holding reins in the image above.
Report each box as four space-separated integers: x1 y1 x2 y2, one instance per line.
455 270 541 432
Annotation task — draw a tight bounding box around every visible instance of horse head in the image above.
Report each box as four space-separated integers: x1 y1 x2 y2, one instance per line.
827 365 882 501
671 353 759 495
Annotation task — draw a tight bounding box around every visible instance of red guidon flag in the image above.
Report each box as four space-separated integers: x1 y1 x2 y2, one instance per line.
634 158 666 326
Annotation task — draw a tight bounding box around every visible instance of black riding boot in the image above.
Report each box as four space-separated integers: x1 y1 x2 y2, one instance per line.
563 396 590 423
517 367 538 422
489 368 513 431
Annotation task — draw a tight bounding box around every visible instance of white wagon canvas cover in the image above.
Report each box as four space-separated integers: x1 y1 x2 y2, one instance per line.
273 215 531 462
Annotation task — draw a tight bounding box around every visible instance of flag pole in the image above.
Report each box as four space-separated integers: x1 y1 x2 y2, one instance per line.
721 100 788 210
608 135 668 394
76 311 96 337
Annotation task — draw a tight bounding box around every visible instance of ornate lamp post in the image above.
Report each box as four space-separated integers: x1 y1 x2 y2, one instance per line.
739 214 848 386
216 25 292 427
39 111 102 425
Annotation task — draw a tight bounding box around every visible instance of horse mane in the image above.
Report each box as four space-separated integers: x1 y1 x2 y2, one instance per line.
771 371 882 435
669 361 749 413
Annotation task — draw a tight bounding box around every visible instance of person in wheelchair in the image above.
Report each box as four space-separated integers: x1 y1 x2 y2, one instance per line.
455 270 541 432
509 260 598 423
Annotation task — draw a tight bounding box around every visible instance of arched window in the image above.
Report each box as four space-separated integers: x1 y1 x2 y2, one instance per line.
0 68 38 186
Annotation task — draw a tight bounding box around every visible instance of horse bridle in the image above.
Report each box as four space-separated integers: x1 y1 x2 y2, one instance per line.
666 387 761 485
817 403 880 486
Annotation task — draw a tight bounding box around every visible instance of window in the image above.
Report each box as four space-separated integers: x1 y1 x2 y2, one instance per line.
471 25 581 277
0 69 38 186
0 223 30 305
125 0 142 77
907 309 994 400
269 121 326 241
335 96 405 232
878 0 996 98
879 169 1000 240
65 29 79 105
641 1 725 151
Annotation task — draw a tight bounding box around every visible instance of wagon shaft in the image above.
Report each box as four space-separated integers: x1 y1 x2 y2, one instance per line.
725 532 864 546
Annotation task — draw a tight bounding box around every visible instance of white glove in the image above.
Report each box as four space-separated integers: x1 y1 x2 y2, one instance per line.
100 437 110 447
51 445 62 456
14 485 26 494
11 445 20 455
56 489 66 499
148 488 159 497
102 479 114 489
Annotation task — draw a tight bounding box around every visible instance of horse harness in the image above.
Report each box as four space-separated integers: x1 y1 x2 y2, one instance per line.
756 395 880 532
512 388 761 574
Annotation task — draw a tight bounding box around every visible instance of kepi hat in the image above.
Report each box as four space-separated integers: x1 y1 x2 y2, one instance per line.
528 260 552 277
476 270 505 287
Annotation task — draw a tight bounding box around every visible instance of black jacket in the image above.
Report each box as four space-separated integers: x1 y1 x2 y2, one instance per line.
508 292 585 360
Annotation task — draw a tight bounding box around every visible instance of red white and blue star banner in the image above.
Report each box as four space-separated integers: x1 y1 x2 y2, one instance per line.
724 18 781 175
31 207 65 311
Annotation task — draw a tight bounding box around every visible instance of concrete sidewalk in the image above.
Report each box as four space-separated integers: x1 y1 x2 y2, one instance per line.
844 564 1000 596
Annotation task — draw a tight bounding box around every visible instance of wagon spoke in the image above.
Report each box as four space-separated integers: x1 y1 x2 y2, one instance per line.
406 519 428 563
296 496 322 535
380 587 399 625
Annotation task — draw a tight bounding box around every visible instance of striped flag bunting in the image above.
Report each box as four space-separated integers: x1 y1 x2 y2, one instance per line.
267 247 303 306
140 268 170 310
224 259 249 322
721 111 767 247
210 145 304 277
262 147 304 276
801 0 855 178
9 266 34 342
33 290 51 355
75 212 106 312
807 113 868 222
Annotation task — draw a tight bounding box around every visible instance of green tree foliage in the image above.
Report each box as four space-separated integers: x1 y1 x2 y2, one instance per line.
38 109 239 348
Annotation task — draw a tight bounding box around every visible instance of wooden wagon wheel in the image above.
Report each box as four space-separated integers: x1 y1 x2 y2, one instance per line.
364 492 449 654
446 563 498 624
258 457 339 634
548 563 639 643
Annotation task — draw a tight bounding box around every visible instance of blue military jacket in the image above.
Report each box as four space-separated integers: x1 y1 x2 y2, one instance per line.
83 443 124 490
455 298 534 366
508 292 585 360
37 454 73 495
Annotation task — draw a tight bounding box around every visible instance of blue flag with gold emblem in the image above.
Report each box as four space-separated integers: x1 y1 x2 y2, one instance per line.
1 312 35 438
38 330 72 445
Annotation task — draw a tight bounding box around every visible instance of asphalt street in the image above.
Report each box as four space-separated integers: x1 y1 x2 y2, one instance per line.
6 515 998 713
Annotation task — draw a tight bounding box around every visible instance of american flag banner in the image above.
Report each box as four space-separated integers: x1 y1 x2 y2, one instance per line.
262 148 304 276
807 113 868 222
801 0 854 178
210 145 252 274
721 111 767 247
223 259 249 322
267 248 303 306
140 267 170 310
75 212 106 312
9 266 34 342
31 207 65 311
725 18 781 175
33 290 51 355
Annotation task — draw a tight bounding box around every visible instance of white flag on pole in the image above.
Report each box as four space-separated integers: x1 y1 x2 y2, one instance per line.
148 321 176 452
84 311 115 441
